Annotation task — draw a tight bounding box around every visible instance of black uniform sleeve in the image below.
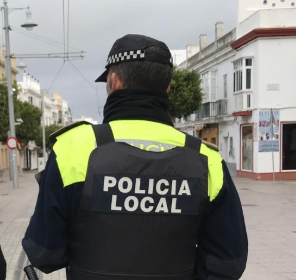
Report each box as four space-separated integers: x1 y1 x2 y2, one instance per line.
195 161 248 280
22 152 84 274
0 245 6 280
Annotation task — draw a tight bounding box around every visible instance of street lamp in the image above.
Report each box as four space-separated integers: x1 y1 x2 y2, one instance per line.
21 10 38 31
2 0 38 188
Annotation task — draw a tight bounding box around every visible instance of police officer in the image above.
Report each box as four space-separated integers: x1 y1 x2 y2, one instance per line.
22 34 248 280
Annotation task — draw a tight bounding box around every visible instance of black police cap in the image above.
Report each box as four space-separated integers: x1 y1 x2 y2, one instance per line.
95 34 173 83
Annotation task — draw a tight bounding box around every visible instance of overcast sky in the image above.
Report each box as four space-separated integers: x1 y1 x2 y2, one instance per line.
3 0 238 122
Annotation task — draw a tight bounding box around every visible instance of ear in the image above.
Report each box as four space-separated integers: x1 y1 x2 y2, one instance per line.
110 72 123 92
166 84 171 94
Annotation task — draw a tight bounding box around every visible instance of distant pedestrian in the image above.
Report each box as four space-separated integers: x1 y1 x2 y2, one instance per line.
0 245 6 280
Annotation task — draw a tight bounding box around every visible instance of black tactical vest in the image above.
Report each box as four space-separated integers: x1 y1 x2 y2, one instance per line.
68 124 208 280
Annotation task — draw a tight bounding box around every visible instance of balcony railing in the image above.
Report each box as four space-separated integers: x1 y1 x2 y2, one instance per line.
195 99 228 120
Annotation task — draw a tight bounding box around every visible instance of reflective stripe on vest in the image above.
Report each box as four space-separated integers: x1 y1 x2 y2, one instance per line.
53 120 223 201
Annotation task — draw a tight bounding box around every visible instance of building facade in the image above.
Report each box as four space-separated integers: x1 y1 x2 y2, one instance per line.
0 46 18 82
51 92 72 126
175 0 296 180
16 72 72 170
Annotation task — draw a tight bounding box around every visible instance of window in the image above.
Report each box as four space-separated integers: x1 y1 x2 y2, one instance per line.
58 111 62 124
201 70 218 102
229 136 235 159
233 60 243 92
52 112 57 122
247 94 251 108
233 58 253 93
28 96 33 104
223 74 227 98
245 59 252 90
211 71 217 101
202 72 209 102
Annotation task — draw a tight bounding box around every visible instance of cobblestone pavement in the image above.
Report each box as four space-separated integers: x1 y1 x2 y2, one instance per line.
0 171 295 280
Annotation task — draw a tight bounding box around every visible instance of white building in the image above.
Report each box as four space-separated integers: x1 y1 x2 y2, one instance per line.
18 72 72 170
18 72 42 170
170 50 187 66
18 72 42 108
176 0 296 180
51 92 72 126
72 115 98 125
42 90 55 126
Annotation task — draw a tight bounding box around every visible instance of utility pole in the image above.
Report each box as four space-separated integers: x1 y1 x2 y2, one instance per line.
3 0 19 188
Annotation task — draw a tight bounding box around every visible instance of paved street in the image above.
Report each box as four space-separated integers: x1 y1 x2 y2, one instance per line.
0 171 296 280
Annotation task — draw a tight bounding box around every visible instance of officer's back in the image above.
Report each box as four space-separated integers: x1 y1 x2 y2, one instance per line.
22 34 248 280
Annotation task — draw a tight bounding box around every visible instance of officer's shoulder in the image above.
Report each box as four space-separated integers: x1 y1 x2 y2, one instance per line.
50 121 92 143
201 140 219 152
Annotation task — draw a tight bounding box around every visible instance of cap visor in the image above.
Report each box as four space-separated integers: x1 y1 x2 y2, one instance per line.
95 70 108 82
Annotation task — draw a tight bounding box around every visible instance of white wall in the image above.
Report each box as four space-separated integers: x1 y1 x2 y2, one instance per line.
257 38 296 109
237 8 296 38
238 0 296 25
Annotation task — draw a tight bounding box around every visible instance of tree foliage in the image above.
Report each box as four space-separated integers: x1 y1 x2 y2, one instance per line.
169 67 203 119
15 101 42 148
36 124 62 151
0 82 42 146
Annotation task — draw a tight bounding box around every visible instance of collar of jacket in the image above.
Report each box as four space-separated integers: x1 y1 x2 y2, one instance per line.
103 89 174 127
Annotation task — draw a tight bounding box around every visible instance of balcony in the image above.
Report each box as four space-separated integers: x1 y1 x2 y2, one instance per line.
233 91 252 114
196 99 227 120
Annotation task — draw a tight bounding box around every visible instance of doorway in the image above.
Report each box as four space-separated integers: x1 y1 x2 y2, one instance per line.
282 123 296 171
241 125 253 171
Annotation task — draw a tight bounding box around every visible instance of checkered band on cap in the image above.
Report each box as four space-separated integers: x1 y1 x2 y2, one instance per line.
106 50 145 67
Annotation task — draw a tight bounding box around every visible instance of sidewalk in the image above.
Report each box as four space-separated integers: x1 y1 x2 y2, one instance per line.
0 171 66 280
237 178 296 280
0 171 296 280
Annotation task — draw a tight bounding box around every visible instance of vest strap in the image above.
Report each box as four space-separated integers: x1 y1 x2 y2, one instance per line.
185 134 201 151
92 124 115 147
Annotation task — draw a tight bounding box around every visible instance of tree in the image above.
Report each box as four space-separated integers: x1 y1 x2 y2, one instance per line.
15 101 42 148
0 84 11 142
36 124 62 152
0 82 42 146
168 67 203 119
0 82 22 142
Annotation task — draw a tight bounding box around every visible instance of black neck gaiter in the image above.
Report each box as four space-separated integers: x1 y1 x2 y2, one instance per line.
103 89 174 127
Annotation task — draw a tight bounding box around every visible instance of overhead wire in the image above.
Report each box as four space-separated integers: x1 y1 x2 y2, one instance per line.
68 60 97 90
47 62 65 92
10 26 83 52
68 61 105 116
11 27 68 51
